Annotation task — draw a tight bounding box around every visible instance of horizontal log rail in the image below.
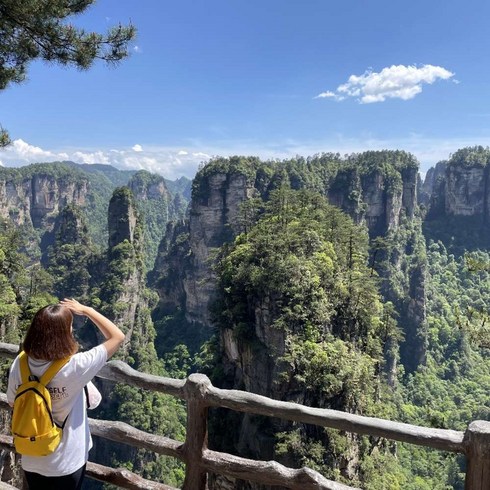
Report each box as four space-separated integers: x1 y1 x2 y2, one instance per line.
0 480 18 489
87 462 178 490
0 342 488 489
201 449 354 490
95 358 466 453
0 394 354 490
205 382 465 453
0 433 178 490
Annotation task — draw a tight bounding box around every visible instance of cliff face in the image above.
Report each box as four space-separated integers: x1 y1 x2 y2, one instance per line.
209 189 386 489
185 172 255 324
419 161 446 207
444 164 489 217
104 188 145 353
51 204 90 245
326 161 425 373
151 156 427 440
151 220 189 311
129 177 169 201
424 148 490 249
425 147 490 221
127 171 175 270
108 188 139 250
155 154 419 333
92 187 165 475
0 174 88 229
327 165 417 236
0 164 185 266
221 293 289 397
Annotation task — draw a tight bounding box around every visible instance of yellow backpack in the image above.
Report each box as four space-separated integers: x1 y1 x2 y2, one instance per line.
11 351 71 457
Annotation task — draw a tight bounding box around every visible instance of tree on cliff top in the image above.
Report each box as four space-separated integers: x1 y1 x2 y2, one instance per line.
0 0 136 145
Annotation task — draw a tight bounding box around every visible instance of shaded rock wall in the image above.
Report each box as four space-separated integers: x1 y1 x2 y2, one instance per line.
157 159 419 331
327 166 417 236
445 164 490 217
425 159 490 221
0 174 88 229
105 188 145 351
185 172 255 324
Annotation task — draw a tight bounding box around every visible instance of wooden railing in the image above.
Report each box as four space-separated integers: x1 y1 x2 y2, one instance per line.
0 342 488 489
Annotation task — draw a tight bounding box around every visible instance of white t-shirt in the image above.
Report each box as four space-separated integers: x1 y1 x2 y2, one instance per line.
7 344 107 476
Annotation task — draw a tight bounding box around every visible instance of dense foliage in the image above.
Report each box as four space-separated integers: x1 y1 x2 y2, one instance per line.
128 171 172 270
94 187 186 489
448 146 490 168
192 151 418 208
385 243 490 489
0 220 58 385
195 150 489 488
0 162 188 260
0 149 489 489
0 184 188 488
209 188 402 485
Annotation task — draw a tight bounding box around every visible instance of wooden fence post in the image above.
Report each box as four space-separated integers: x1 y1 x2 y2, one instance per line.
464 420 490 490
182 373 211 490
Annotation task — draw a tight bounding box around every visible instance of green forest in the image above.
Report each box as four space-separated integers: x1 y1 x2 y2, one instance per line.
0 149 489 489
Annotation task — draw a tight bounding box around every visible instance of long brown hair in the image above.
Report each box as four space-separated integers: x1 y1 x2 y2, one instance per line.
23 305 78 360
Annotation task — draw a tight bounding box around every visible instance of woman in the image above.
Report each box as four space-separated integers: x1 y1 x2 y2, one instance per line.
7 298 125 490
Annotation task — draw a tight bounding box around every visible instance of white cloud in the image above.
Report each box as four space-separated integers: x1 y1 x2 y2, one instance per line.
0 139 214 179
3 132 490 180
314 91 344 101
2 139 69 162
317 64 454 103
133 45 142 53
72 150 110 164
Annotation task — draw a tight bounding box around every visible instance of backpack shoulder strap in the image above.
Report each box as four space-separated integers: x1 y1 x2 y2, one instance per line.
18 351 30 384
39 356 72 386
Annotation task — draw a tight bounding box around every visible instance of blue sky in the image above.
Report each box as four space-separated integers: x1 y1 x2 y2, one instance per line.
1 0 490 179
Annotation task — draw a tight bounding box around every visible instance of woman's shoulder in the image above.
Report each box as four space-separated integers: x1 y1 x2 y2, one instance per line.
8 354 20 376
71 344 107 368
9 352 49 376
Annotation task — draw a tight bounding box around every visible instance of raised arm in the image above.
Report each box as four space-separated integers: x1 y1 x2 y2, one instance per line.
60 298 125 359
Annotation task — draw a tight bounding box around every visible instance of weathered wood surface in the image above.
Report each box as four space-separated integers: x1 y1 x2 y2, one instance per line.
89 418 184 460
86 462 178 490
94 354 467 453
97 360 186 399
202 449 359 490
1 342 486 490
0 433 175 490
0 394 9 411
0 482 18 489
182 374 210 490
0 415 357 490
205 385 466 453
0 344 18 360
463 420 490 490
0 343 466 454
0 433 12 452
